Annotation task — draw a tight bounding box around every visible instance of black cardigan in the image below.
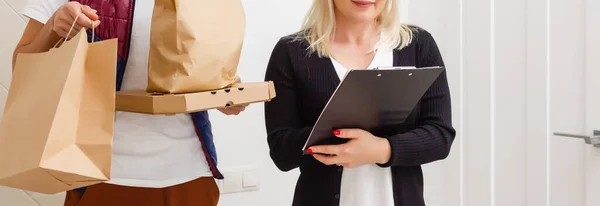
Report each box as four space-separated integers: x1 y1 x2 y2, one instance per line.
263 27 456 206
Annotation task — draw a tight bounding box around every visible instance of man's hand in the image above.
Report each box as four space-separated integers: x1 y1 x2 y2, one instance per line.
217 104 247 115
217 76 247 115
52 2 100 39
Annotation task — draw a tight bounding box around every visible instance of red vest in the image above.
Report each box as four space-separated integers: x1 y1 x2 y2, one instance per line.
73 0 134 59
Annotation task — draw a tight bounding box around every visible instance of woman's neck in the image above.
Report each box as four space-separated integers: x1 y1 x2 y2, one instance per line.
333 15 379 45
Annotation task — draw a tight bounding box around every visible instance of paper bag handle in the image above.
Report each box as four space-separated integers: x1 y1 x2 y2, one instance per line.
53 8 96 48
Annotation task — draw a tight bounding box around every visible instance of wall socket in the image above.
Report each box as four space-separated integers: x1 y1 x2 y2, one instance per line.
216 165 260 194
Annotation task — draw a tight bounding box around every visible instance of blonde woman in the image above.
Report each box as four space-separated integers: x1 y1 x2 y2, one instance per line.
264 0 456 205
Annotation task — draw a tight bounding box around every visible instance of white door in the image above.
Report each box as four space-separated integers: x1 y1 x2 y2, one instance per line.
406 0 600 205
551 0 600 205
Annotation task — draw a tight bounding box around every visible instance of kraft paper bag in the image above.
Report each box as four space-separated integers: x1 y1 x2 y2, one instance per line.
0 26 117 194
148 0 246 94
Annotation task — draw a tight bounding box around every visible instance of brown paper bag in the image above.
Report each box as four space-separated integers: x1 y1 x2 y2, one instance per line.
0 25 117 194
148 0 246 94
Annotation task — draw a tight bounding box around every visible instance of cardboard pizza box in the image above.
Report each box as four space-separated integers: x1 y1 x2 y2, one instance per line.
115 81 276 115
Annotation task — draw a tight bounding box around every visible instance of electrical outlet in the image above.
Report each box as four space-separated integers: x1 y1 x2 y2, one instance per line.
219 165 260 194
222 170 243 193
242 170 259 188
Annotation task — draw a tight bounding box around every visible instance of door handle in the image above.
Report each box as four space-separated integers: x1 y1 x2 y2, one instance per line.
554 130 600 147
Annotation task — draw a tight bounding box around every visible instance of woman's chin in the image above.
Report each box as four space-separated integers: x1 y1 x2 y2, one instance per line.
346 14 378 23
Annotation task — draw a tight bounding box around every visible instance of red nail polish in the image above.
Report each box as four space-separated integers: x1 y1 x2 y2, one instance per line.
306 148 313 153
333 130 341 136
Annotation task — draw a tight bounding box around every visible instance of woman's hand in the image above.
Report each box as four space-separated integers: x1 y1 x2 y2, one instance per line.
51 2 100 39
308 129 392 168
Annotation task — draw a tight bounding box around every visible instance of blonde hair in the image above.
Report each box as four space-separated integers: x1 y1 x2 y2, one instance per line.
298 0 414 57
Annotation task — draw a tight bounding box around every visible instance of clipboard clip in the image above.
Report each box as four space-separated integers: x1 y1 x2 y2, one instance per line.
373 66 418 70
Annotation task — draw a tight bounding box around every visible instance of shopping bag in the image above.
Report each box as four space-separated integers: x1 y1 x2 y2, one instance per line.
147 0 246 94
0 19 117 194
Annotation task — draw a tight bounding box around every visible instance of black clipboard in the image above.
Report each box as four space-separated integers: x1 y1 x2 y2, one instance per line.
302 66 445 154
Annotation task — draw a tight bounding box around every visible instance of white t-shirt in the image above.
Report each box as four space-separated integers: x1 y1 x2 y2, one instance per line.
23 0 212 188
331 48 395 206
